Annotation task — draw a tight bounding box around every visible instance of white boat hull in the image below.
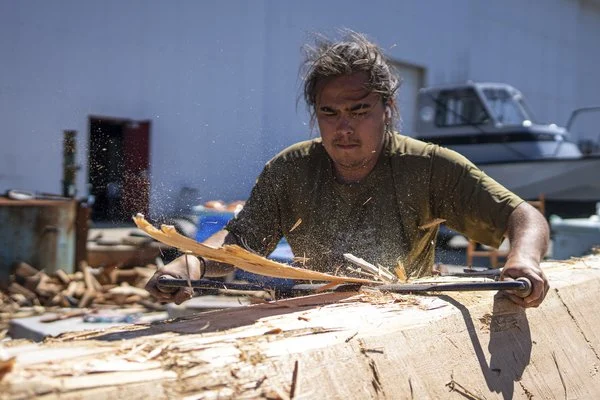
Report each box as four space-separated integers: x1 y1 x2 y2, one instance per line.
476 155 600 201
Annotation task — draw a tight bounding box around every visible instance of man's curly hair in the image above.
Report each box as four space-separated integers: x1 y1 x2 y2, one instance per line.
301 30 402 130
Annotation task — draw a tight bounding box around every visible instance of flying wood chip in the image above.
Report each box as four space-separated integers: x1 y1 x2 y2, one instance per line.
0 357 15 382
133 214 379 284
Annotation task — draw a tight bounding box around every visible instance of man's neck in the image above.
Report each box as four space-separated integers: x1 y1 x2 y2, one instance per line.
336 136 387 184
334 160 377 184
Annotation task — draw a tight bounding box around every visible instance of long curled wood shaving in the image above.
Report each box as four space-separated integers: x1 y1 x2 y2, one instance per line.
133 214 378 284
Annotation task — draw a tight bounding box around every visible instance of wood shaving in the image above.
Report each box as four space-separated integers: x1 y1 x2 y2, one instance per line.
394 262 408 283
418 218 447 230
0 346 15 382
289 219 302 232
133 214 378 284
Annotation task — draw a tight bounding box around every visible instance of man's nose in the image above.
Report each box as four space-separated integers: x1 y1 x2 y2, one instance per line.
335 114 354 134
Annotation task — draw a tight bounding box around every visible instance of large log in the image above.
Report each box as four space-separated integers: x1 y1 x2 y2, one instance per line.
1 256 600 399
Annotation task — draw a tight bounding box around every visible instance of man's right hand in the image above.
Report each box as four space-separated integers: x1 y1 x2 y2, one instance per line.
145 254 204 305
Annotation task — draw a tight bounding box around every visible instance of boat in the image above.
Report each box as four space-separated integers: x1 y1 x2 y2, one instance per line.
414 82 600 202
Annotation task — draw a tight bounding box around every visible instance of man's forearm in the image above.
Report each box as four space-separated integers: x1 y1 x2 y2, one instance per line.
505 202 549 263
200 229 236 277
501 201 550 307
202 259 235 277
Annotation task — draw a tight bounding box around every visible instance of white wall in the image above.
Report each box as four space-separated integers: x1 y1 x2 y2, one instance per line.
0 1 271 214
1 0 599 217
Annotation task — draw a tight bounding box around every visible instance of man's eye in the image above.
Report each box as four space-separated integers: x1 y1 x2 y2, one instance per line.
351 110 369 118
349 104 372 118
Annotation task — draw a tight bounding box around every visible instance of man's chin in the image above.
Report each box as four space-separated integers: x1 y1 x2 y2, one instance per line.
334 158 368 170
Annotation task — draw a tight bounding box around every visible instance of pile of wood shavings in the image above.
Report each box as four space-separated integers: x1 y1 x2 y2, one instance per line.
354 289 421 307
0 261 165 333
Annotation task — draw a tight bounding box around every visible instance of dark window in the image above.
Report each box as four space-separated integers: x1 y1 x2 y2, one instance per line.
483 88 528 125
434 88 489 127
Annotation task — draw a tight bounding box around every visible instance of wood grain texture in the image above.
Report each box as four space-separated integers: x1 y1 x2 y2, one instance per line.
2 255 600 399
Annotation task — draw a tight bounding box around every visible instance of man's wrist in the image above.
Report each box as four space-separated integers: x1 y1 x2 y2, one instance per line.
506 249 542 266
197 256 207 278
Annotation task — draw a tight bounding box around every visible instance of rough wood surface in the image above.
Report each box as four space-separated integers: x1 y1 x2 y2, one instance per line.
1 256 600 399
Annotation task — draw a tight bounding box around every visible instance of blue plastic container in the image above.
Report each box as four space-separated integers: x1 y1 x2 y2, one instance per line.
195 209 235 242
194 205 296 288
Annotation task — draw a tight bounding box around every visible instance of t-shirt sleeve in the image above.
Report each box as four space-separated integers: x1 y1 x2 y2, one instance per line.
429 146 524 248
225 162 283 256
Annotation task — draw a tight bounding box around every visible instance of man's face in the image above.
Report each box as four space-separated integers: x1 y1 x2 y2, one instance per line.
316 72 387 182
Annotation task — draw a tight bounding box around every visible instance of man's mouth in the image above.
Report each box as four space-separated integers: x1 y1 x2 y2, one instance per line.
334 142 360 149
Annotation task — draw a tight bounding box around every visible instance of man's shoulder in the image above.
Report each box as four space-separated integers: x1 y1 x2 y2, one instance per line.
388 133 470 165
387 133 437 158
256 138 327 195
268 138 325 167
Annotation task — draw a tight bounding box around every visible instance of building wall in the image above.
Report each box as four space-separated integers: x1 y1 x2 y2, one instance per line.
1 0 599 217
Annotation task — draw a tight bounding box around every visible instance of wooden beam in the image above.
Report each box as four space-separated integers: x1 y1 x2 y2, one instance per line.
1 256 600 398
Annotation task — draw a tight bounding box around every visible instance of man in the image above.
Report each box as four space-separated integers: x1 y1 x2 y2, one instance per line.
146 31 549 308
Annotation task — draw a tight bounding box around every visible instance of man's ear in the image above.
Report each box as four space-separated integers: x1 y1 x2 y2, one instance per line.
384 103 393 121
384 99 395 118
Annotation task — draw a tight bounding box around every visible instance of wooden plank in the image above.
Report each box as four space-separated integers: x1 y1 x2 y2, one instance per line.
1 256 600 399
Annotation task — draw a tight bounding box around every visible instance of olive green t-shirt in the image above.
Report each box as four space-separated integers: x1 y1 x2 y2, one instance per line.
226 132 523 278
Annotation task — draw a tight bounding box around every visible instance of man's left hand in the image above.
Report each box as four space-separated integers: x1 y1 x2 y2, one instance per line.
501 258 549 307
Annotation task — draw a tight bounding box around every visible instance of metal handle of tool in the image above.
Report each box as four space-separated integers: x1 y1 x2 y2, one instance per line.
374 277 532 295
156 276 533 297
157 276 268 292
442 268 503 279
156 275 179 294
509 277 533 298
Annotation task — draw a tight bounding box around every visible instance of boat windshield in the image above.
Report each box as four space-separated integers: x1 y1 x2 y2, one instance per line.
433 88 490 127
483 88 533 125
